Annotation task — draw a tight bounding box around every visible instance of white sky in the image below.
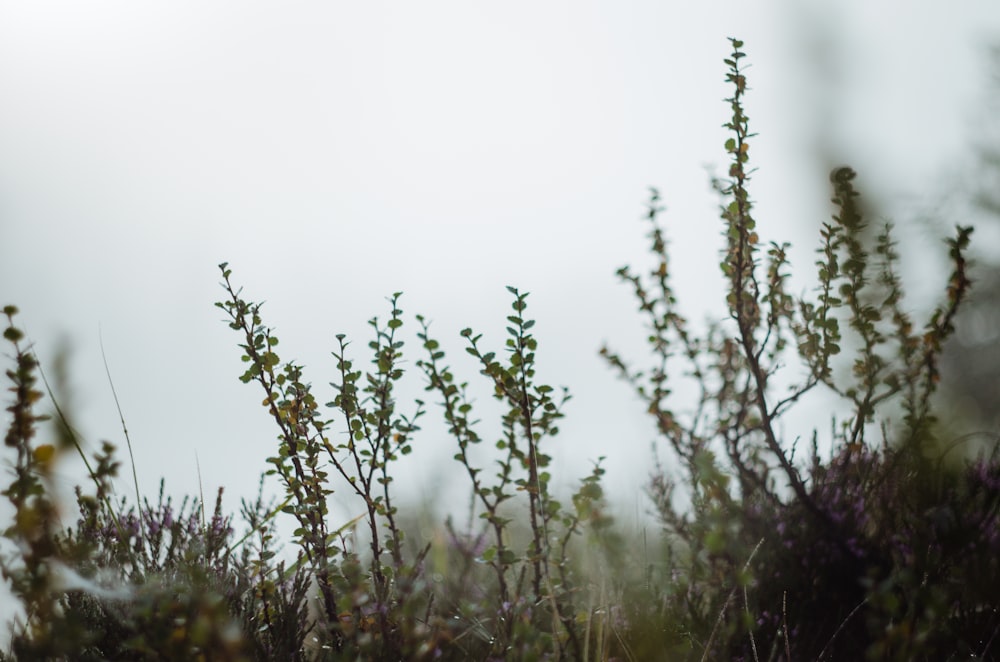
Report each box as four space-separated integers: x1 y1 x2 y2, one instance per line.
1 2 999 598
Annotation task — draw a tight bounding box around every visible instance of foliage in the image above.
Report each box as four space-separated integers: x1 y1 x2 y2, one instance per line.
937 40 1000 433
1 39 997 660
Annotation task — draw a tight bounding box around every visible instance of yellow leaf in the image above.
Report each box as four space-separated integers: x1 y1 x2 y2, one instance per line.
33 444 55 464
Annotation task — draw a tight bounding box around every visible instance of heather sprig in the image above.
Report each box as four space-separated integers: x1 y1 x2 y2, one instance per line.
417 287 611 659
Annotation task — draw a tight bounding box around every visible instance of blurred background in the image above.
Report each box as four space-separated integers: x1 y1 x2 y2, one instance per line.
2 1 1000 618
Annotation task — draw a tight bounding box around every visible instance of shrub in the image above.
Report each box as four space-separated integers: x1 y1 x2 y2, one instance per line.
600 40 991 660
1 38 996 661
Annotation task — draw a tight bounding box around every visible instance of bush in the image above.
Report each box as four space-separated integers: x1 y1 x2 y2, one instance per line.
2 38 996 661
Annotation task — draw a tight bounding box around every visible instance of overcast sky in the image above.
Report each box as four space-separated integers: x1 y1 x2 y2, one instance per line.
2 1 999 584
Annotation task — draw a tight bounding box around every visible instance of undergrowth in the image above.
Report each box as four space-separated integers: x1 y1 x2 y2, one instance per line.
2 39 997 661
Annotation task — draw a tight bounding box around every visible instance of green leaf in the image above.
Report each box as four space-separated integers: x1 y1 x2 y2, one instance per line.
705 530 726 554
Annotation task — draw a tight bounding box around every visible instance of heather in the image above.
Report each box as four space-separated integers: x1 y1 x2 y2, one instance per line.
2 39 998 660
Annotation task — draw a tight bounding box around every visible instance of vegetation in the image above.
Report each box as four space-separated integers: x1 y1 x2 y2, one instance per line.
2 39 997 660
